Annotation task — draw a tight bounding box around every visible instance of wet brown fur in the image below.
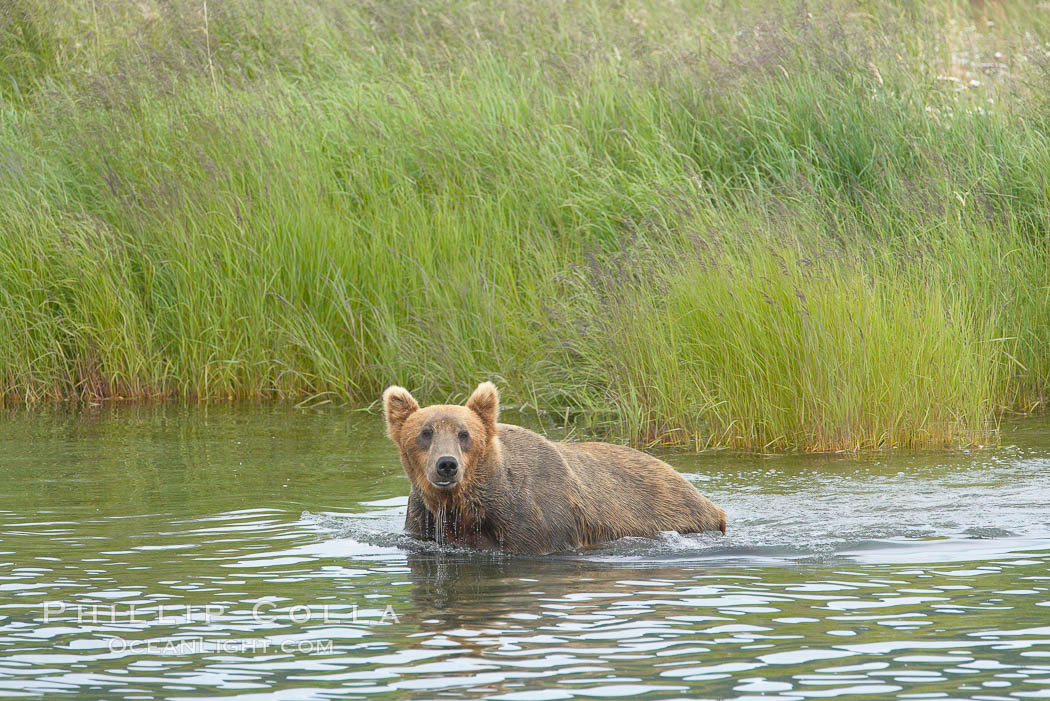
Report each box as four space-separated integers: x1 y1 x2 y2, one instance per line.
383 382 727 555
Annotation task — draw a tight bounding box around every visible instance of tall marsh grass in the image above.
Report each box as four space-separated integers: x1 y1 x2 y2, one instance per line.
1 0 1048 449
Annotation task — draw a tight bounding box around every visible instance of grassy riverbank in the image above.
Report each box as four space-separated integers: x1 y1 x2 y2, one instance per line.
2 0 1049 450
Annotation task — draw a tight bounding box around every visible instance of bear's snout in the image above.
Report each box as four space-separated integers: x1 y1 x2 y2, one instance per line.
433 455 459 486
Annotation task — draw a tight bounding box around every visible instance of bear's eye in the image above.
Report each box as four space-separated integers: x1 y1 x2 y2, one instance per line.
420 427 433 441
458 430 470 443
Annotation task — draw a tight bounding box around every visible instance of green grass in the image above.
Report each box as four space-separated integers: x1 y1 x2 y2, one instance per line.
1 0 1049 450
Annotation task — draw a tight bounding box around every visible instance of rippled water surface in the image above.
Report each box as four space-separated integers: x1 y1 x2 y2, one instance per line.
1 406 1049 700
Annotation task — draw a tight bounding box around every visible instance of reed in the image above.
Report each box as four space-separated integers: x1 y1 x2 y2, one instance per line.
1 0 1048 449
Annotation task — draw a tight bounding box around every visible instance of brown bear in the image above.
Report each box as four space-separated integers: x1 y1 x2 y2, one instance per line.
383 382 726 555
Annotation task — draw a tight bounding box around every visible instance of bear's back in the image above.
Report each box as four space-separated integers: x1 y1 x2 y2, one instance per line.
488 425 725 553
556 441 725 540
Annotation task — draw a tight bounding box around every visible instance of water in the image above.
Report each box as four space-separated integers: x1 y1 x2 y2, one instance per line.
1 406 1048 700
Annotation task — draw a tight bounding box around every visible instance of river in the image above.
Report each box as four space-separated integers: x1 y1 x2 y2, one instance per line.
1 406 1048 699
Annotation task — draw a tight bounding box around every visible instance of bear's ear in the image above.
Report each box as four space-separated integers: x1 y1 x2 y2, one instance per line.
466 381 499 434
383 385 419 441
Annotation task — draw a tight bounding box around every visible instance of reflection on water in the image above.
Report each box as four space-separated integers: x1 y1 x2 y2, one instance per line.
0 406 1048 699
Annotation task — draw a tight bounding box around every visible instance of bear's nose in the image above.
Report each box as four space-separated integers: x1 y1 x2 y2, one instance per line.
435 456 458 478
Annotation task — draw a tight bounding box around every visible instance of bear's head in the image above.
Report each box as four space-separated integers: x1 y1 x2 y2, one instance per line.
382 382 499 501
